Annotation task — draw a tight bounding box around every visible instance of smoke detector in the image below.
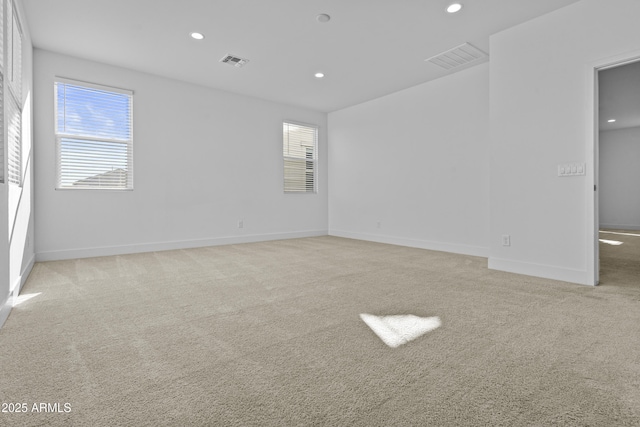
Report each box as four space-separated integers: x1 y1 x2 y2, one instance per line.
426 43 488 70
220 54 250 68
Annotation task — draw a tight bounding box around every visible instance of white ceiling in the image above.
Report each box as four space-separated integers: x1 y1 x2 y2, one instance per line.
599 60 640 132
23 0 581 112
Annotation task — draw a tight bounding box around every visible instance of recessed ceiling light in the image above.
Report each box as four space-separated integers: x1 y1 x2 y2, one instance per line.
315 72 325 79
316 14 331 23
608 119 616 123
447 3 463 13
190 32 205 40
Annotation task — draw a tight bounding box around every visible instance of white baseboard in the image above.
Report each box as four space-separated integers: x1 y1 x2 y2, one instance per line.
35 230 329 262
488 257 592 286
0 254 35 329
14 254 36 294
599 224 640 231
0 295 11 330
328 229 489 258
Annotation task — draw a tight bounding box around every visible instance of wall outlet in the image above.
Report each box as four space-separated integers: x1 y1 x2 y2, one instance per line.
238 219 244 229
501 235 511 246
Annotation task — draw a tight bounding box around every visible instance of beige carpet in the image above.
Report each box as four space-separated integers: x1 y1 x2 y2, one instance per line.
599 229 640 288
0 236 638 426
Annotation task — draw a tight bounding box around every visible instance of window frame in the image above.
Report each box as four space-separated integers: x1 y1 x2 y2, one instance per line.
283 120 318 194
0 0 4 184
54 77 134 191
5 0 22 187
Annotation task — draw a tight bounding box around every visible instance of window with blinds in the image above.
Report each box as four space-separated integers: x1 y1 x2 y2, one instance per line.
283 121 317 193
6 0 21 186
0 0 4 183
54 79 133 190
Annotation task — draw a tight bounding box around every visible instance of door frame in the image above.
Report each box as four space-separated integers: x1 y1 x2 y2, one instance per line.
586 50 640 286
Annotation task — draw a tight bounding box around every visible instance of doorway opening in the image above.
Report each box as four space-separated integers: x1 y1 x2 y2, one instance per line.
595 60 640 287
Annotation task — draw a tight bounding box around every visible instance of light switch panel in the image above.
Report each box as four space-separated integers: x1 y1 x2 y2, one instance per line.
558 163 586 177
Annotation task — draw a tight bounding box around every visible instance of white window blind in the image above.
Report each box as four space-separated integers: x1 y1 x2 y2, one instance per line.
55 79 133 189
7 89 20 186
0 74 4 185
7 0 20 101
0 0 4 184
6 0 21 186
283 121 317 193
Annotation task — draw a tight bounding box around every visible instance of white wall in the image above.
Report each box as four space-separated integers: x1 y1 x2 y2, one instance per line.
34 50 328 261
328 63 490 257
599 127 640 230
489 0 640 284
1 0 35 328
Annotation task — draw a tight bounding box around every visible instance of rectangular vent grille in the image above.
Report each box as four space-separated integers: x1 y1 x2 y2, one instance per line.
426 43 488 70
220 54 249 68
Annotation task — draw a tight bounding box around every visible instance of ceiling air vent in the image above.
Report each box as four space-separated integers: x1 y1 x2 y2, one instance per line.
426 43 488 70
220 54 249 68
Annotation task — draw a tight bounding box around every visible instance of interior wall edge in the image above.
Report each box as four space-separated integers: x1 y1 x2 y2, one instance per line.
488 257 590 286
13 254 35 294
35 229 329 262
0 295 11 329
0 254 36 329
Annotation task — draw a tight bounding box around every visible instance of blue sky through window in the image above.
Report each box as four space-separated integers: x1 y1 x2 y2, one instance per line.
56 81 132 187
57 84 131 140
